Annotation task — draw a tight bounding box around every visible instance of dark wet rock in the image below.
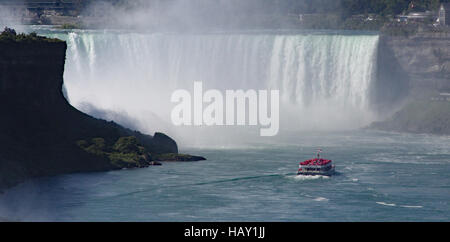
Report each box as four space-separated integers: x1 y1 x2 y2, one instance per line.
149 161 162 166
0 30 188 191
152 153 207 162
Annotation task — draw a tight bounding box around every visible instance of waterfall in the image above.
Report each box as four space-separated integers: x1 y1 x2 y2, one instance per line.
46 30 379 146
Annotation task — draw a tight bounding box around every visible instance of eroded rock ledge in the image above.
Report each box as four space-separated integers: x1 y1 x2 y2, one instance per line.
0 29 204 191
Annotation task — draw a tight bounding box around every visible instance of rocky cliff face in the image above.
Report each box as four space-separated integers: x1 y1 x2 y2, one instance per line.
0 39 178 191
379 32 450 97
369 32 450 135
369 100 450 135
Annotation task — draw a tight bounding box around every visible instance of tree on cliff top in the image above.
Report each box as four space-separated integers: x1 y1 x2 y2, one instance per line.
0 27 62 43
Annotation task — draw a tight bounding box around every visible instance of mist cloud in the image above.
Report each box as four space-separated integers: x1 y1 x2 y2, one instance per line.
80 0 342 30
0 0 26 32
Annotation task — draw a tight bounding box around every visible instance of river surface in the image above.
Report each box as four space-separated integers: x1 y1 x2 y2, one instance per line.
1 27 447 221
0 130 448 221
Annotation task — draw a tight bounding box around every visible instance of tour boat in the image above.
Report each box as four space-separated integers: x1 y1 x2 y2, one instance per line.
297 150 335 176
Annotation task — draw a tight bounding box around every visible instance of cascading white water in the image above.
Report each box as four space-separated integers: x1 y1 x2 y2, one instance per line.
46 30 379 146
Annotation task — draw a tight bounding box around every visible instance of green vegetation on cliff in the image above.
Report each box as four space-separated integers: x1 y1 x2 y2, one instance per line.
77 136 151 168
76 136 207 167
0 27 63 43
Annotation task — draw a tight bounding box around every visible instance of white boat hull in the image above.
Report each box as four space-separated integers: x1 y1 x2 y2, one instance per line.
297 165 335 176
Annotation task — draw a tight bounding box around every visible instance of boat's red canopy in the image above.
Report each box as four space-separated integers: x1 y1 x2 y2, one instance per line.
300 158 332 166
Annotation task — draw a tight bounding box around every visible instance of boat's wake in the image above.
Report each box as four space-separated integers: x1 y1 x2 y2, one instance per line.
182 174 284 187
287 174 330 181
376 201 423 208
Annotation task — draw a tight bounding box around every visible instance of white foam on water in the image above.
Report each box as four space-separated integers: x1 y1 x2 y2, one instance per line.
400 205 423 208
289 175 330 181
376 202 423 208
376 202 396 207
313 197 329 202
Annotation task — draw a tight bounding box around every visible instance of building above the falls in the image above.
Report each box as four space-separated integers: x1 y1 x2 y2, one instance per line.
438 3 450 26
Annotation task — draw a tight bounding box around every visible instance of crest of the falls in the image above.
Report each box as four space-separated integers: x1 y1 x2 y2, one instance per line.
47 31 379 146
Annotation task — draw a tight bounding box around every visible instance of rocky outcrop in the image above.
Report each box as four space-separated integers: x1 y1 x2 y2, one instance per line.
152 153 207 162
0 31 181 191
369 100 450 135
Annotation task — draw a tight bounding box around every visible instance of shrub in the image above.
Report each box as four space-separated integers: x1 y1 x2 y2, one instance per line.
113 136 141 154
76 136 150 168
0 27 63 43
